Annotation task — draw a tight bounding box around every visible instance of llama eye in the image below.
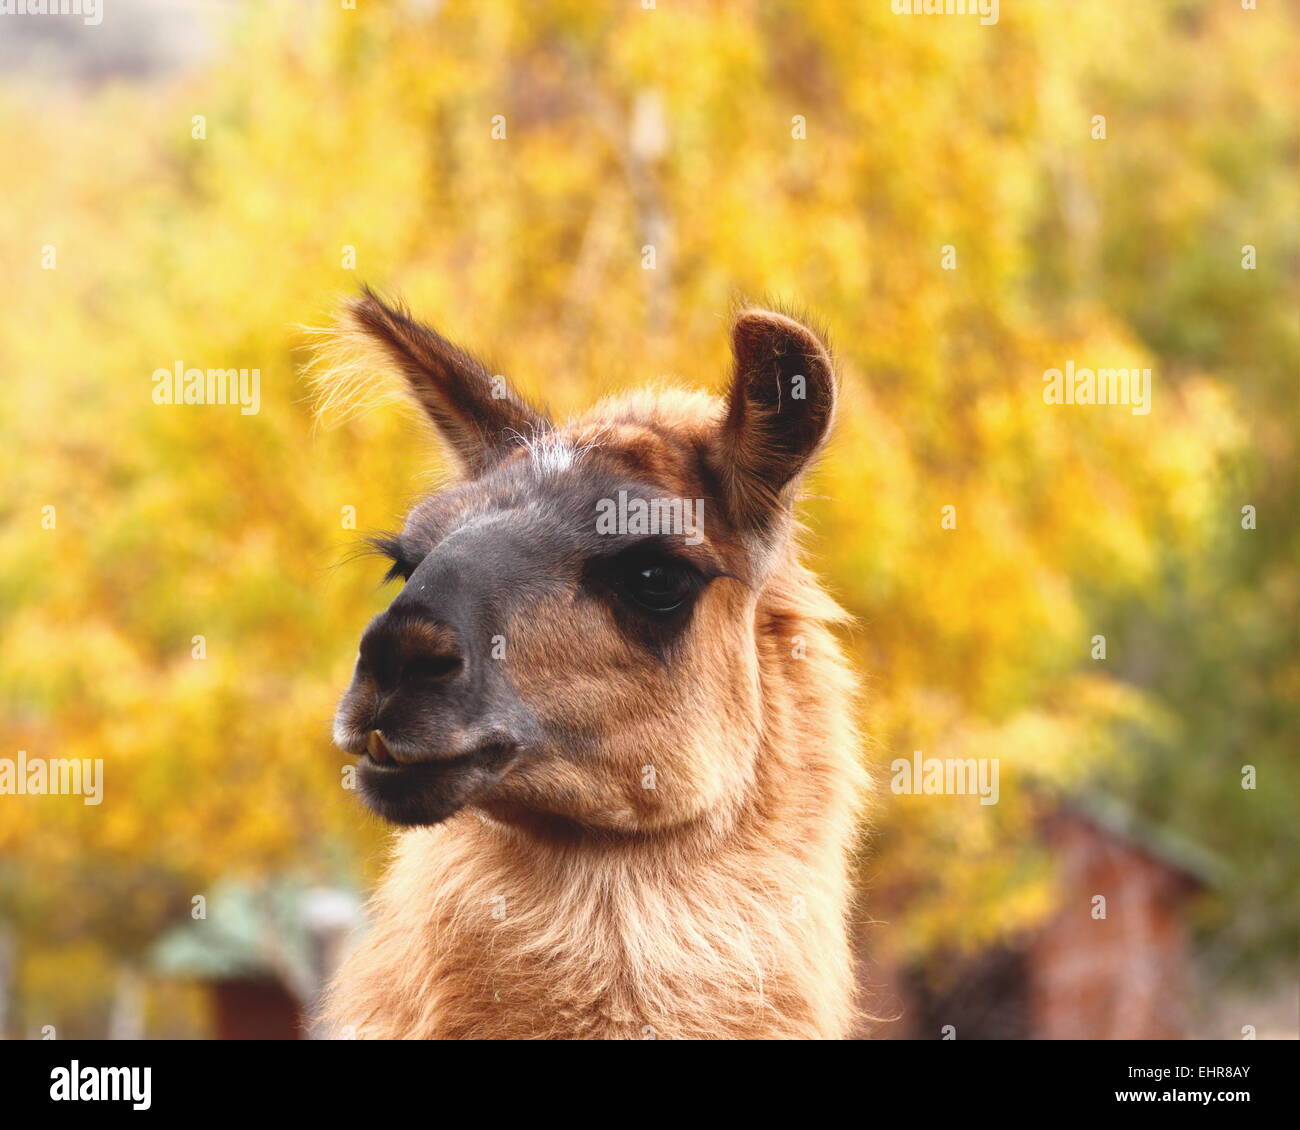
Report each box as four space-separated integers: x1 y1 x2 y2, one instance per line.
622 562 696 613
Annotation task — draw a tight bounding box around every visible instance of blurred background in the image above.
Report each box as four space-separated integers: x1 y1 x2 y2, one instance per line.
0 0 1295 1039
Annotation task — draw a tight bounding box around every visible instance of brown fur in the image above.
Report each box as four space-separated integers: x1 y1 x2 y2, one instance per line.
318 296 868 1039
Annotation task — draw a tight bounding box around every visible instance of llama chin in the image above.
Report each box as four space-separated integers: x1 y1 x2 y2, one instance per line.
317 290 868 1039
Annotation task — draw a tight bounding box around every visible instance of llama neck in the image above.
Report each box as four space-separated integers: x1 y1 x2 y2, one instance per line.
341 798 855 1039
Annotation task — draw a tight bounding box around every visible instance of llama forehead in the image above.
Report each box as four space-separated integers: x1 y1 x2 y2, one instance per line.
512 431 592 476
395 450 733 581
434 507 521 549
561 420 715 500
496 409 713 505
398 393 734 564
443 382 719 500
401 465 668 550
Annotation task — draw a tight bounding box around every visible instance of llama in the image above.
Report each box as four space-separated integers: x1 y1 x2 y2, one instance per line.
318 290 868 1039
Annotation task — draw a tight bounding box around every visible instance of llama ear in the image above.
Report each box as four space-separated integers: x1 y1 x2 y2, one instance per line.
345 288 549 474
715 309 836 527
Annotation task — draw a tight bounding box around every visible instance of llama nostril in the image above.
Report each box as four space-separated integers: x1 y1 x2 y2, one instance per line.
356 638 399 693
401 654 463 684
357 613 463 693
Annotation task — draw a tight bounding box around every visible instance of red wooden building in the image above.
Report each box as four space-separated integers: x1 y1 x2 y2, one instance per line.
864 795 1216 1040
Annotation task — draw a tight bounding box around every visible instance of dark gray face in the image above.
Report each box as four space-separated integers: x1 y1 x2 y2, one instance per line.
334 515 547 826
332 454 723 826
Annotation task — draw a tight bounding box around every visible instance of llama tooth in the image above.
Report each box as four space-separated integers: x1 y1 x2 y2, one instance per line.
366 730 392 764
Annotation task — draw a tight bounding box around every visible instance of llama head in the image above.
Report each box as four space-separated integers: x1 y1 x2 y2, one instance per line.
328 290 836 833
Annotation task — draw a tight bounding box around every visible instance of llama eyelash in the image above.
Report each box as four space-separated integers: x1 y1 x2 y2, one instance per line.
365 533 421 583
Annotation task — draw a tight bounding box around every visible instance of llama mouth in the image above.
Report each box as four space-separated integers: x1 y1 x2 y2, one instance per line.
360 749 474 774
360 730 482 773
356 741 520 827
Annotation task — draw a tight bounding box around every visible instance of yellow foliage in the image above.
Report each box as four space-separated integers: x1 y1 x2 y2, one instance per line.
1 0 1294 1033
